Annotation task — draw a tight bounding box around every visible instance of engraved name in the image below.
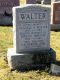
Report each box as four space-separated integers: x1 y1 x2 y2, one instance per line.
19 12 47 20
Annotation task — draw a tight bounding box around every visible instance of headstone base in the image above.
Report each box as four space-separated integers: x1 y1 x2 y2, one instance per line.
0 15 12 26
7 48 56 70
51 24 60 31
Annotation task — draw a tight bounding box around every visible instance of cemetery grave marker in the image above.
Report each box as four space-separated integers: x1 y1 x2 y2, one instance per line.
51 1 60 30
26 0 42 4
42 0 51 4
7 4 56 70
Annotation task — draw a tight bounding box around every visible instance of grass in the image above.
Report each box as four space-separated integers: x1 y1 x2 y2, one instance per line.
0 27 13 55
0 26 60 80
50 31 60 60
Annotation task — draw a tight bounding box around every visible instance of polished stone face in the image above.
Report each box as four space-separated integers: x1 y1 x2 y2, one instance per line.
13 5 50 53
52 2 60 24
0 0 19 14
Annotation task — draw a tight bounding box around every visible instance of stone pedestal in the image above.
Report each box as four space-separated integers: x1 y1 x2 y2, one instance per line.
7 48 56 70
50 61 60 75
0 15 12 25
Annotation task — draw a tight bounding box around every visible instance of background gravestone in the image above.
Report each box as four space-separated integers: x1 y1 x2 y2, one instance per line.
51 1 60 30
26 0 36 4
42 0 51 4
26 0 42 4
7 4 56 70
0 0 19 25
51 0 60 3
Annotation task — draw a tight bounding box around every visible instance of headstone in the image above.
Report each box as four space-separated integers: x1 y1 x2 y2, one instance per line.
51 0 60 3
36 0 42 4
51 2 60 30
7 4 56 70
26 0 37 4
0 0 19 25
50 63 60 75
42 0 51 4
24 0 42 4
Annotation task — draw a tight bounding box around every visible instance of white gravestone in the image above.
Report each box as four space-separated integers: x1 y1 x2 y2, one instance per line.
7 4 55 69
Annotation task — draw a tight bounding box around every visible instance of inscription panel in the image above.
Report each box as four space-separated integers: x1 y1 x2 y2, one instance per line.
13 5 50 52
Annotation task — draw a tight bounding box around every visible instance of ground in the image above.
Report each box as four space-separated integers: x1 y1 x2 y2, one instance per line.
0 26 60 80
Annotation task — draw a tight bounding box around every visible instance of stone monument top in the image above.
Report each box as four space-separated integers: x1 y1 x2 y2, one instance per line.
13 4 51 53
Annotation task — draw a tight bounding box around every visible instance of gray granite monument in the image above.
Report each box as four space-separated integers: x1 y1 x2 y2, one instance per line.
0 0 19 25
7 4 56 70
50 63 60 75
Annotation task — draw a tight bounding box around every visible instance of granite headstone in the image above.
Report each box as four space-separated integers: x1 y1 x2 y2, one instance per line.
13 5 50 53
26 0 36 4
50 63 60 75
7 4 56 70
26 0 42 4
51 2 60 30
42 0 51 4
0 0 19 25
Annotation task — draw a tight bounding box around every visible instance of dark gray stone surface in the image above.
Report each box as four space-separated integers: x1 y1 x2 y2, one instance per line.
7 48 56 70
0 0 19 25
0 15 12 25
26 0 36 4
26 0 42 4
0 0 19 14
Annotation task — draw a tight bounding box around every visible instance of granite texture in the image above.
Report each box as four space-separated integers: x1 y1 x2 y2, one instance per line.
50 63 60 75
7 48 56 70
13 4 51 53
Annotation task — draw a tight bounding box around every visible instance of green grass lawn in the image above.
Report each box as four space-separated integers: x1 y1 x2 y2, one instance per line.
0 26 60 80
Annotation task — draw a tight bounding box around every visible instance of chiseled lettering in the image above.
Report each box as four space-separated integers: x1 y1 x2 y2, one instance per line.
19 13 46 20
20 14 25 20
